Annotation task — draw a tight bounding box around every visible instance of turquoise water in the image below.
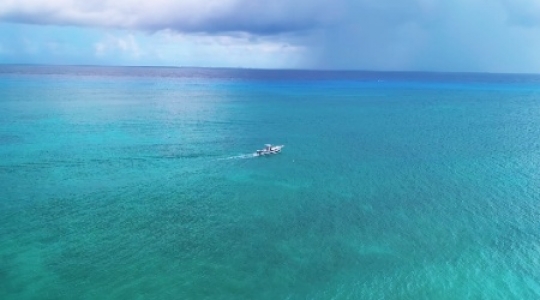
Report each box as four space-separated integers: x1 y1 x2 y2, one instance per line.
1 66 540 299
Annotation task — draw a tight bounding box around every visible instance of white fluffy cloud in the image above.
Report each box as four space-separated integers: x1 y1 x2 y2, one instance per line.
94 34 142 60
113 31 306 68
68 29 306 68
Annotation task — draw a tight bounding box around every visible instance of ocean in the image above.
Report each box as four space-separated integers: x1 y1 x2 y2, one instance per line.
1 65 539 299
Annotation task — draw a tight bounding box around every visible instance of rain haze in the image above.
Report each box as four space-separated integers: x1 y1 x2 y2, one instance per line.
1 0 540 72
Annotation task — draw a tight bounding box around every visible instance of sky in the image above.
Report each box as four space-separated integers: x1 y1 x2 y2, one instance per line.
1 0 540 72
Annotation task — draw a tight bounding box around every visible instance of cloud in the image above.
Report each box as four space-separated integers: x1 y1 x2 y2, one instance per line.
304 0 540 72
94 34 142 58
148 30 307 67
105 30 308 68
2 0 540 72
0 0 331 34
0 0 447 36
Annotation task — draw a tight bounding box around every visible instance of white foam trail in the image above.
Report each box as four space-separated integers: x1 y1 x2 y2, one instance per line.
220 153 258 160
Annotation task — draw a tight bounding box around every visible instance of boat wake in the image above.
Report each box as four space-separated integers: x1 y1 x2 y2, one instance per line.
219 144 284 161
221 153 258 160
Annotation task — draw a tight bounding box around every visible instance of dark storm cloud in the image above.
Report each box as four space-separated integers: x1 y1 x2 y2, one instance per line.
2 0 540 72
0 0 332 34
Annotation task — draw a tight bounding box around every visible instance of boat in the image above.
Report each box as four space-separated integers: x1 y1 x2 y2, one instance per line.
255 144 284 156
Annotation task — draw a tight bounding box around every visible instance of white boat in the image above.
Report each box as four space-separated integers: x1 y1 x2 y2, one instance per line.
255 144 284 156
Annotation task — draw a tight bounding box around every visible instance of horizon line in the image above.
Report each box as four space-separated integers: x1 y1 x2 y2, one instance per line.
1 63 540 76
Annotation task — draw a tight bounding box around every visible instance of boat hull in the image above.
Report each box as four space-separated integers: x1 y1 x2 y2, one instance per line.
255 145 284 156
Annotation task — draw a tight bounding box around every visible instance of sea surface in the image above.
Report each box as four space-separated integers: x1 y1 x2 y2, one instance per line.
1 65 540 299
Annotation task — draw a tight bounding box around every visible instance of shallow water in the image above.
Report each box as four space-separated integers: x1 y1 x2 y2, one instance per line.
1 66 540 299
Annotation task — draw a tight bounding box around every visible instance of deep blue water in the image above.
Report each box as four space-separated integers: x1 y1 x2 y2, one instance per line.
1 65 540 299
